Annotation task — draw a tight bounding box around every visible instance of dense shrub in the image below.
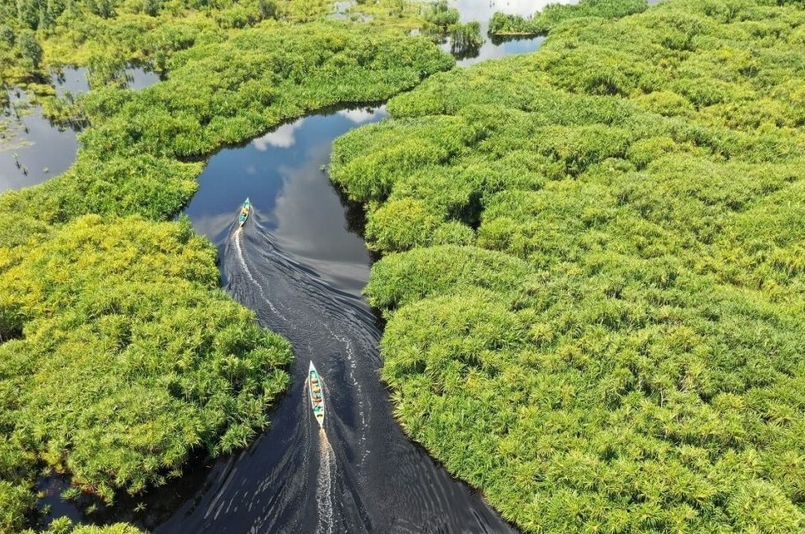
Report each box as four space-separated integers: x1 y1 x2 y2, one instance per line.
25 518 146 534
0 216 293 504
422 0 459 29
330 0 805 532
17 30 42 69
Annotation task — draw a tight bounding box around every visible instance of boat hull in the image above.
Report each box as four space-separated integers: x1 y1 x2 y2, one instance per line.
238 198 251 227
308 361 325 428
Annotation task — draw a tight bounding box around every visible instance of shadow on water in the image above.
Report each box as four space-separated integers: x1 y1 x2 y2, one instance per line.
0 65 161 194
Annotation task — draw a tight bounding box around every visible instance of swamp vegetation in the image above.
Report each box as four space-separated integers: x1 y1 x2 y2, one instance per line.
0 1 454 532
330 0 805 532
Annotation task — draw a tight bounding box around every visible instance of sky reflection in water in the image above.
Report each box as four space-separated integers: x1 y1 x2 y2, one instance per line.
443 0 571 66
185 107 385 296
0 67 160 194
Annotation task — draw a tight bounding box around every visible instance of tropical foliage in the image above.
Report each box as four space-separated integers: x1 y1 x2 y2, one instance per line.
0 0 329 83
330 0 805 532
0 3 453 532
0 22 452 227
0 0 435 88
0 0 436 134
1 215 293 500
489 0 648 36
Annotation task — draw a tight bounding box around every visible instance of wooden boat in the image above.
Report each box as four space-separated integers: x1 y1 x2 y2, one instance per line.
308 361 325 428
238 198 251 227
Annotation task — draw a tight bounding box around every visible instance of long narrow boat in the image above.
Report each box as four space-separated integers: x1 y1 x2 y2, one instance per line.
238 197 251 227
308 361 325 428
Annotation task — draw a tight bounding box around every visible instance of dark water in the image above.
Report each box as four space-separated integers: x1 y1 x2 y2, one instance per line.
0 96 79 194
50 65 162 97
0 66 160 194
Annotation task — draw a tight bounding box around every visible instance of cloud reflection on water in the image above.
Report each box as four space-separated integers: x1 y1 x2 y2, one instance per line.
253 119 307 150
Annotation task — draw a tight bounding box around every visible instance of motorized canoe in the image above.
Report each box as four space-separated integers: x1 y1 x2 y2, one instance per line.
238 198 251 227
308 361 325 428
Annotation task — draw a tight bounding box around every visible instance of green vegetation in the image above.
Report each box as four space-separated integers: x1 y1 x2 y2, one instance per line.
0 22 452 227
419 1 482 59
0 1 454 531
28 518 146 534
330 0 805 532
0 0 446 134
449 21 483 58
17 30 43 69
489 0 648 36
0 216 292 534
0 0 432 88
422 0 459 29
1 215 293 500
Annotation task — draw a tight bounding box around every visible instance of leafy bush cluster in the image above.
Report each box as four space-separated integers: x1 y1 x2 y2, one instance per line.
489 0 648 36
0 10 453 534
422 0 459 29
330 0 805 532
27 518 146 534
449 21 483 58
0 216 293 529
418 0 482 59
0 22 453 228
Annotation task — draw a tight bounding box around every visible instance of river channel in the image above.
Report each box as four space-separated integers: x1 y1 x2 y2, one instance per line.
26 1 566 531
158 2 556 524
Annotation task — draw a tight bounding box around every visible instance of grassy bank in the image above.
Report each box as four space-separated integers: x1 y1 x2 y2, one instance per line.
0 4 454 533
489 0 648 36
330 0 805 532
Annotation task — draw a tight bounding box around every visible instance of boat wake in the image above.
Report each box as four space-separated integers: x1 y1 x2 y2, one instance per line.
155 177 517 534
316 429 335 534
231 219 286 322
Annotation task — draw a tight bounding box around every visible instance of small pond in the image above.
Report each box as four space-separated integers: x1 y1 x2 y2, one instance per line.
0 65 161 194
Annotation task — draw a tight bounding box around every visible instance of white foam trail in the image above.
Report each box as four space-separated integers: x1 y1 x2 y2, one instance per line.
316 429 335 534
233 229 287 322
321 321 369 462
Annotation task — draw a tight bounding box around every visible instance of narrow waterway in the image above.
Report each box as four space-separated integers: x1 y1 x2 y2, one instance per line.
155 107 514 533
148 4 572 528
